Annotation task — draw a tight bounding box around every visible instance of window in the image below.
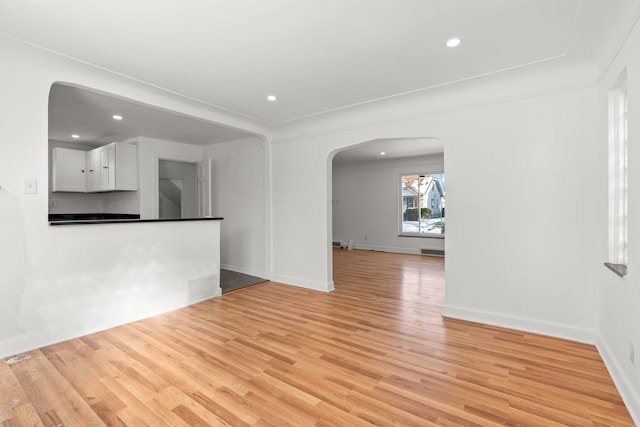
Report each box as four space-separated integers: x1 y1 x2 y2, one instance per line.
400 174 445 237
606 72 628 276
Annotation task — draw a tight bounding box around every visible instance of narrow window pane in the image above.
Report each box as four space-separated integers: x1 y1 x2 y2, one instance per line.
608 73 628 267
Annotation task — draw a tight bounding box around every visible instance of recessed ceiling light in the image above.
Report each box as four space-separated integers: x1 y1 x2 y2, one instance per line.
71 134 80 139
380 151 386 156
112 114 123 120
267 95 277 102
446 37 462 48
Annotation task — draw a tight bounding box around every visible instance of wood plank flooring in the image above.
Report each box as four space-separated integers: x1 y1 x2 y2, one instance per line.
1 249 633 426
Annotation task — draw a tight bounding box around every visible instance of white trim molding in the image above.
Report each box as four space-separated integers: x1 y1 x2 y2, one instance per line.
270 274 334 293
442 304 596 344
596 335 640 425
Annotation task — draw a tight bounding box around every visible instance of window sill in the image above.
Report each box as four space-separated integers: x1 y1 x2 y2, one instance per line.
398 234 445 239
604 262 627 278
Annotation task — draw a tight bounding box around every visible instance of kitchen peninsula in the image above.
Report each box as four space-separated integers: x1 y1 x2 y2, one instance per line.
49 215 222 225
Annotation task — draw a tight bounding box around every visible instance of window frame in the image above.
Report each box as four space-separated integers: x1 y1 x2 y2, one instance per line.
605 71 628 277
398 172 445 239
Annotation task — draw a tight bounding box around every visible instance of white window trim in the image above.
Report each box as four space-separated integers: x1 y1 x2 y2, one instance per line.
606 71 628 274
398 172 445 239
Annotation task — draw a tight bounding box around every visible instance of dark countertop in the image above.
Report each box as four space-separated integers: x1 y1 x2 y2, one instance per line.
49 213 223 226
49 213 141 222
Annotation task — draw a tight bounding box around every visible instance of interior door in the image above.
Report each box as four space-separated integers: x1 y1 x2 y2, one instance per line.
197 158 212 217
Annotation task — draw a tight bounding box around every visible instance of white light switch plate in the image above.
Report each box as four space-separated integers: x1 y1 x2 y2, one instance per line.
24 178 37 194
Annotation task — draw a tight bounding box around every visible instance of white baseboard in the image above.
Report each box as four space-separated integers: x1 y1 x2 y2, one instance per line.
270 273 334 292
352 244 422 255
0 321 104 359
0 277 223 359
596 335 640 425
442 304 596 344
349 244 445 256
0 308 172 360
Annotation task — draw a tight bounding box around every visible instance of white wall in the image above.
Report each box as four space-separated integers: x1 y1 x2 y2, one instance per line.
271 138 335 291
596 14 640 421
103 190 139 215
0 35 268 358
333 154 444 254
271 69 600 340
205 137 267 278
1 220 221 358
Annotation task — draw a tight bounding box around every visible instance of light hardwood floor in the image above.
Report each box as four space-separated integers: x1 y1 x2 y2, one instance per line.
0 249 633 426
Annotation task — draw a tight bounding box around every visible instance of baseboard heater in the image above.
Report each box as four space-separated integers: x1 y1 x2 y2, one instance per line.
421 249 445 256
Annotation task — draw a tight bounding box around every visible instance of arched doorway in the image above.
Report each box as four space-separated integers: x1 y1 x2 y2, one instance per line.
328 137 445 287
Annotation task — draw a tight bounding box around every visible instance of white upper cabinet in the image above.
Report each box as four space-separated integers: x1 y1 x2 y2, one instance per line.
53 142 138 193
98 143 116 191
52 147 86 192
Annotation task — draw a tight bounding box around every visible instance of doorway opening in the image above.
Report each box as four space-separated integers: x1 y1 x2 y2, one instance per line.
329 137 445 289
158 159 197 219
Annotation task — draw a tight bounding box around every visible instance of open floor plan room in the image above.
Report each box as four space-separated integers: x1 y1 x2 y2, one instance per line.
0 249 632 426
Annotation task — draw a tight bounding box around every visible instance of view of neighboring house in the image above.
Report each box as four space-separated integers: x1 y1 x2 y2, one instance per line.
401 174 445 235
402 175 444 217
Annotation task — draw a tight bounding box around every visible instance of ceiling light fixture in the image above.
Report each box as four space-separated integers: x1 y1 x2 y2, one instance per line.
112 114 123 120
380 151 386 156
267 95 277 102
71 134 80 139
446 37 462 48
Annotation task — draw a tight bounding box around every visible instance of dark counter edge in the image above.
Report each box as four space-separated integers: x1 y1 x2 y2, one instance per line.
50 217 224 226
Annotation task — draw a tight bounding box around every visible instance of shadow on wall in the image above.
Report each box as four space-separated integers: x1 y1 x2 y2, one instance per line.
0 190 29 339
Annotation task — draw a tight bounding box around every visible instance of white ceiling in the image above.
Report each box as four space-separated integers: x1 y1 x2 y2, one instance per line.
4 0 640 159
48 83 254 146
333 138 443 167
3 0 639 126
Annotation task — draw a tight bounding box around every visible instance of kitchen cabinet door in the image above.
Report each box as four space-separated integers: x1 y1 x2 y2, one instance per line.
86 148 101 192
52 147 86 192
99 143 116 191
